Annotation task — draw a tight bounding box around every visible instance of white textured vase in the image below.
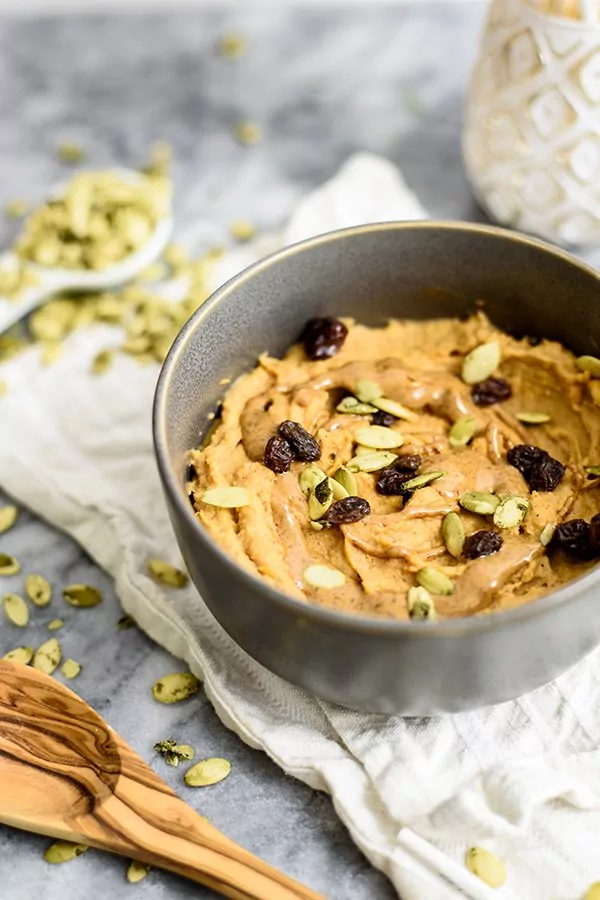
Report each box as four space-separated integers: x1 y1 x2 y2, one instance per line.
463 0 600 246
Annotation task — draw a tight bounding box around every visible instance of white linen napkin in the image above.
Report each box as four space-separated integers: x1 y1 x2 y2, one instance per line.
1 152 600 900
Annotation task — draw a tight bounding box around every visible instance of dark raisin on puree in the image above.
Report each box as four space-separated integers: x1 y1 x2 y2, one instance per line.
507 444 565 492
301 317 348 361
278 421 321 461
372 410 396 427
550 516 600 561
471 378 512 407
264 435 294 474
375 455 422 496
322 496 371 525
507 444 548 477
463 530 504 559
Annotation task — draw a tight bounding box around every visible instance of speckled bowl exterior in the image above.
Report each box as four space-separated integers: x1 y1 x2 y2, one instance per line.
153 222 600 715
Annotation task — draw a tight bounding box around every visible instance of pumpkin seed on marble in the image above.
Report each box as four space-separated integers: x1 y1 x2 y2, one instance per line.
443 512 465 558
147 559 189 588
116 613 135 630
56 141 86 163
333 467 358 497
303 563 346 589
200 486 250 508
461 340 501 385
0 505 18 534
63 584 103 608
0 554 20 575
416 567 454 596
448 416 478 448
2 646 34 664
229 220 256 242
586 466 600 477
91 349 114 375
47 618 64 631
307 477 334 521
127 861 152 884
0 381 6 397
25 573 52 607
346 450 397 473
299 465 328 496
154 739 195 767
33 638 62 675
585 882 600 900
407 586 436 620
4 593 29 627
459 491 500 516
218 32 246 58
540 523 555 546
336 396 378 415
401 471 445 491
515 411 551 425
234 120 263 146
354 425 404 450
44 841 88 864
41 342 63 366
5 199 28 219
184 757 231 787
493 496 529 529
355 380 383 404
61 658 81 679
329 477 349 501
371 396 414 421
577 355 600 377
152 672 199 704
465 846 506 888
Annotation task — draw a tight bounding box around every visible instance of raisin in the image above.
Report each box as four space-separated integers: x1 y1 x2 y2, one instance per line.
507 444 548 478
186 464 196 482
322 496 371 525
301 317 348 361
551 519 592 559
463 530 503 559
394 454 422 473
376 455 422 496
471 377 512 407
372 410 396 427
591 515 600 554
264 435 294 473
278 420 321 461
188 491 196 508
528 455 565 492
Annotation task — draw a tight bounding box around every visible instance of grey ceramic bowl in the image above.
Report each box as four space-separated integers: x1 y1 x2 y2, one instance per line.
153 221 600 715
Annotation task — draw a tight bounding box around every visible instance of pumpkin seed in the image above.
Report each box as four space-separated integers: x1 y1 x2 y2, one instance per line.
333 467 358 497
448 416 478 448
0 554 20 575
218 32 246 59
465 847 506 888
401 471 445 491
309 521 325 531
45 841 88 864
152 672 199 703
346 451 397 473
307 477 334 521
4 593 29 627
2 646 34 664
299 465 328 496
443 512 465 558
63 584 103 608
585 882 600 900
416 567 454 596
33 638 62 675
229 219 255 242
459 491 500 516
5 199 28 219
147 559 189 588
61 658 81 679
200 486 250 508
0 506 18 534
371 396 414 421
329 477 349 501
586 466 600 477
25 573 52 607
355 379 383 404
516 411 551 425
185 757 231 787
540 523 555 546
154 739 195 767
354 425 404 450
577 355 600 377
234 120 263 146
127 861 152 884
56 141 86 163
91 349 114 375
461 340 501 385
407 586 436 620
303 563 346 589
354 444 372 456
116 613 135 630
47 618 64 631
493 496 529 529
336 396 378 415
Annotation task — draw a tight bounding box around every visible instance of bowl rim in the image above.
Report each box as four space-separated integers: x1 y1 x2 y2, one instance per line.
153 219 600 638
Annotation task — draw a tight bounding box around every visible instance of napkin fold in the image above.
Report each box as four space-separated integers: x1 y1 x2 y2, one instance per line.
1 152 600 900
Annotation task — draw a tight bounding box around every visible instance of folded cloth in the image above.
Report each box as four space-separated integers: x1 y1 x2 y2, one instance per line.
1 152 600 900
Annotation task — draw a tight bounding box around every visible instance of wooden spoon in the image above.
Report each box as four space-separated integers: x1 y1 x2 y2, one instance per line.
0 660 325 900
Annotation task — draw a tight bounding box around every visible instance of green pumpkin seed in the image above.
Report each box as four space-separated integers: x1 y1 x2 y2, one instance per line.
127 861 152 884
33 638 62 675
584 883 600 900
152 672 199 703
461 340 501 385
371 396 414 421
116 613 135 630
218 32 246 59
493 496 529 529
336 397 377 415
354 425 404 450
299 465 328 496
540 523 555 546
585 466 600 477
200 486 250 508
0 506 18 534
184 757 231 787
354 444 373 456
0 554 20 576
307 477 334 520
61 658 81 679
4 593 29 627
401 471 445 491
407 586 436 620
154 739 195 767
459 491 500 516
63 584 103 607
147 559 189 588
355 379 383 403
2 646 34 664
303 563 346 589
44 841 88 864
465 847 506 888
577 355 600 377
443 512 465 558
346 451 397 473
448 416 478 448
25 573 52 607
416 567 454 596
333 467 358 497
329 476 349 501
47 618 64 631
516 411 551 425
91 349 114 375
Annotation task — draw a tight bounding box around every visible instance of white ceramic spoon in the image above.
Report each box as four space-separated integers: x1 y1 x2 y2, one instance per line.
0 168 174 335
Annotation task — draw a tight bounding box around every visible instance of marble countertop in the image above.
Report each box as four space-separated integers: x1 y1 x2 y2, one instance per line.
2 3 596 899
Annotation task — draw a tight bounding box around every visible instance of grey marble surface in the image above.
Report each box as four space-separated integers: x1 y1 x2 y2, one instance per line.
0 2 557 898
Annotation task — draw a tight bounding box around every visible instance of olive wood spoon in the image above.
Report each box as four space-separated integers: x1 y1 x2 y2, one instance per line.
0 660 325 900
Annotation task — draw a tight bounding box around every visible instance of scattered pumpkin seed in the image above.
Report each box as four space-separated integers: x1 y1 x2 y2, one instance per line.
4 593 29 627
329 477 349 501
459 491 500 516
91 349 114 375
540 523 555 546
218 32 246 59
584 882 600 900
61 658 81 679
45 841 88 864
135 261 166 283
200 486 250 508
0 506 18 534
0 554 20 575
33 638 62 675
63 584 103 608
152 672 199 704
371 396 414 420
47 618 64 631
401 471 445 491
586 466 600 477
333 466 358 497
309 521 325 532
354 444 373 456
336 396 378 415
493 496 529 529
303 563 346 589
465 847 506 888
185 757 231 787
407 585 437 620
448 416 478 448
299 465 328 496
461 340 501 385
147 559 189 588
116 613 136 630
443 512 465 558
0 381 6 397
4 199 28 219
229 219 256 242
307 477 334 521
56 141 85 163
516 411 551 425
25 573 52 607
355 379 383 404
234 120 263 146
154 739 195 767
127 861 152 884
346 451 397 473
41 342 63 366
354 425 404 450
2 646 34 664
416 567 454 596
577 355 600 377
